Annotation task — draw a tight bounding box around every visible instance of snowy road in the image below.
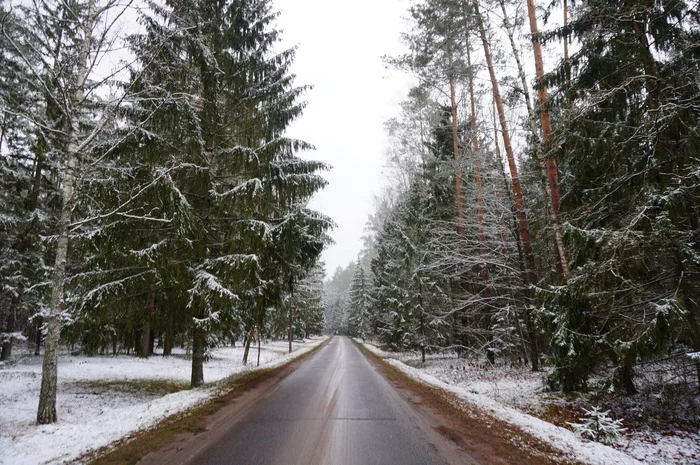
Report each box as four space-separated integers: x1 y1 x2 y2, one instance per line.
141 336 480 465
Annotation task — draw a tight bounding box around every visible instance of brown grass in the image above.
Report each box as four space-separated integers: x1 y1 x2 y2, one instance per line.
71 379 189 397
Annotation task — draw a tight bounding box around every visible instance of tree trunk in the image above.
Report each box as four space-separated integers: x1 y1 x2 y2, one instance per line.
34 318 41 356
1 295 19 361
615 351 637 395
163 310 174 356
525 0 570 280
190 321 205 387
563 0 570 86
473 1 535 279
257 331 261 367
465 35 488 283
141 291 155 358
473 1 539 370
448 58 464 248
140 324 150 358
37 198 71 423
242 333 252 365
288 288 294 354
419 282 426 364
37 151 75 423
149 331 156 356
37 0 96 425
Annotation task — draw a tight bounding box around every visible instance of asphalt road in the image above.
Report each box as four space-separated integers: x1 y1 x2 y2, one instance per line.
144 337 480 465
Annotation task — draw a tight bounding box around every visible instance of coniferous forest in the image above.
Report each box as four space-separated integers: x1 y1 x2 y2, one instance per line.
0 0 331 424
326 0 700 417
1 0 699 455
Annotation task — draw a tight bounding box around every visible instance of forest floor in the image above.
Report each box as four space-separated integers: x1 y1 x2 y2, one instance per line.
359 341 700 465
0 337 327 465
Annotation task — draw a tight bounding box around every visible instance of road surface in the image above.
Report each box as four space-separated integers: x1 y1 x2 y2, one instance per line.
142 337 481 465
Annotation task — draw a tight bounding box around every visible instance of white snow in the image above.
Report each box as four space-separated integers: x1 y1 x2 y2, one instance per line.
0 337 327 465
364 343 644 465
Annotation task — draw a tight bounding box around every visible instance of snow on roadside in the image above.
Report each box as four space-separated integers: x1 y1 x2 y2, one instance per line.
0 337 327 465
359 341 644 465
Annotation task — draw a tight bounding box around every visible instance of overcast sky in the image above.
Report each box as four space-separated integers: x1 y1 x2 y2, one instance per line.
276 0 413 276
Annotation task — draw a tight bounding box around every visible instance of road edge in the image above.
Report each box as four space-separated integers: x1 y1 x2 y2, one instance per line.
80 337 332 465
353 339 585 465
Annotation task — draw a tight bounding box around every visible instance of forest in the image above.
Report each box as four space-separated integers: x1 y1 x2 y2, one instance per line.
325 0 700 413
2 0 700 442
0 0 331 425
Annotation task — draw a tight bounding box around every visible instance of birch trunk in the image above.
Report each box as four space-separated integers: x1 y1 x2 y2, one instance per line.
37 0 96 424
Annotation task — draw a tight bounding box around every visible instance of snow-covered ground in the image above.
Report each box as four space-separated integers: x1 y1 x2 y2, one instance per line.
0 337 327 465
359 341 700 465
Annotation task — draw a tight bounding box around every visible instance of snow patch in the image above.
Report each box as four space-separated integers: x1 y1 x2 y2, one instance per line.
0 337 327 465
361 341 643 465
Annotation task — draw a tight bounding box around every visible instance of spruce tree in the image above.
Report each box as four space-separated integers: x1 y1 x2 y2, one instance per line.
540 0 700 392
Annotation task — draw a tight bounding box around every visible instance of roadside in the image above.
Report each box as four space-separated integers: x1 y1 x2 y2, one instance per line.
354 340 585 465
357 340 699 465
0 337 328 465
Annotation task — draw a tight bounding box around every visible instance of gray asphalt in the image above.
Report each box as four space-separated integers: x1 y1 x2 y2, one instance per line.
185 336 472 465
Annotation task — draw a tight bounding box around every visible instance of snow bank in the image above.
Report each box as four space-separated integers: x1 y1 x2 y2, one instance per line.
0 337 327 465
360 341 644 465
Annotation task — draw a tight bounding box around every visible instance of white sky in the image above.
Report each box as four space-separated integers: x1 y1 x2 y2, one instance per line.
277 0 413 275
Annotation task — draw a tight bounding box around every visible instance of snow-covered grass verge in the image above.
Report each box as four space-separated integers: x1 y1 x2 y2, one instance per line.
0 337 327 465
359 341 699 465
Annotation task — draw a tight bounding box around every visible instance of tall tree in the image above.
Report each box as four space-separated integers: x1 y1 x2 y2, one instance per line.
125 0 331 386
472 0 540 369
540 0 700 392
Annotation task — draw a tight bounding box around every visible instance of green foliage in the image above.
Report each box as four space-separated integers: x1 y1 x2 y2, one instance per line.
538 288 596 393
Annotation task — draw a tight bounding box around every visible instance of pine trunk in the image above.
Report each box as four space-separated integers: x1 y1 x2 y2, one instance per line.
474 1 539 370
473 2 535 278
525 0 570 279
